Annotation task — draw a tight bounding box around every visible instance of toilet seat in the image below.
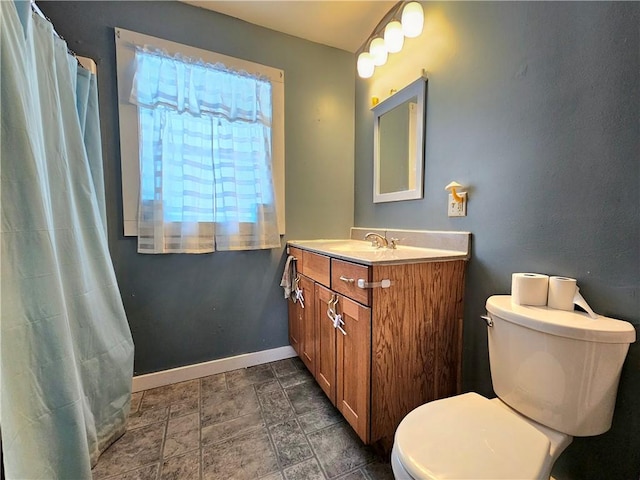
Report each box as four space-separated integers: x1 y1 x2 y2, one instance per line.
393 393 552 479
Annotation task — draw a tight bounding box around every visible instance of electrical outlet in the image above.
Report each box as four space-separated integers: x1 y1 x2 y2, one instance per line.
448 192 467 217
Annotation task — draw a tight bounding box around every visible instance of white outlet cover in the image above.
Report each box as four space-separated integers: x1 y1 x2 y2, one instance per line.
448 193 467 217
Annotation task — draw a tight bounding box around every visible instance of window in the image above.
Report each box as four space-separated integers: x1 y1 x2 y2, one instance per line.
114 28 285 249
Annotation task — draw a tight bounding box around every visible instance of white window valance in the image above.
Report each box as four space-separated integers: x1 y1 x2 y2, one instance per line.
130 47 272 126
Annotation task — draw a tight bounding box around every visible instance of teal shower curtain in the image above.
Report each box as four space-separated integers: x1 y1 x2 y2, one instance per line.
1 2 135 478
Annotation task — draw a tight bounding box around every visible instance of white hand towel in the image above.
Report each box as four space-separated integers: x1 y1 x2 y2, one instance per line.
280 255 295 299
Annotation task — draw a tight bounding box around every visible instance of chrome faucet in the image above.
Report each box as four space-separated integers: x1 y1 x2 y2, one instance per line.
364 232 388 248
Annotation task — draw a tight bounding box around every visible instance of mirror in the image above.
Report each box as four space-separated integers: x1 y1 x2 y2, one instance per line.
373 77 426 203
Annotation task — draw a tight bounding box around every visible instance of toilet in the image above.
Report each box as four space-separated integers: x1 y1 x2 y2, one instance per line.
391 295 636 479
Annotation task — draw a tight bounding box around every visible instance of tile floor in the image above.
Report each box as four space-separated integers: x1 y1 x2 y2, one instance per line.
92 357 393 480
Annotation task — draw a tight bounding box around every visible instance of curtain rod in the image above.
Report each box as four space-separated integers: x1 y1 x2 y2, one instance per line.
30 0 98 73
30 0 46 20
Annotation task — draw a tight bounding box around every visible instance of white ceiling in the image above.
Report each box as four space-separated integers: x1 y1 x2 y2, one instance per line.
182 1 396 53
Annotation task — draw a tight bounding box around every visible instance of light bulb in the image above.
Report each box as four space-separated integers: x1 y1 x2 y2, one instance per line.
384 20 404 54
402 2 424 38
369 37 388 66
357 52 375 78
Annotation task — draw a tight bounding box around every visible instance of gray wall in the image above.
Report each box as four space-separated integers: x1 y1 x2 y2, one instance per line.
355 2 639 478
38 1 639 477
40 1 355 375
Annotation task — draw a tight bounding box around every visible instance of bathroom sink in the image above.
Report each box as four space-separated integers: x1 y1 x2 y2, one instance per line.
288 239 468 265
324 241 378 253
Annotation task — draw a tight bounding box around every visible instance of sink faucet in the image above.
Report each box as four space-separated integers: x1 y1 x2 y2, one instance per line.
364 232 388 248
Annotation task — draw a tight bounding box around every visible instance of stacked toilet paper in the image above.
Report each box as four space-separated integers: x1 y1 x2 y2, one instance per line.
511 273 549 306
511 273 598 318
547 276 578 310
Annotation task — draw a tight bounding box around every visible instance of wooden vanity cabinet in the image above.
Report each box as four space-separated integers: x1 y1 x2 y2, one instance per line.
287 248 303 357
287 297 302 355
298 275 316 375
314 283 372 441
287 245 466 451
314 284 336 402
369 260 465 452
331 258 370 306
334 291 371 442
287 248 317 376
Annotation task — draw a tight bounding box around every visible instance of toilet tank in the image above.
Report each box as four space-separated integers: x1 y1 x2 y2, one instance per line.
485 295 636 437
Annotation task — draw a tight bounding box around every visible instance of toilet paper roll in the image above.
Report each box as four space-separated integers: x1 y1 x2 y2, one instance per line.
511 273 549 306
547 277 599 318
547 276 577 310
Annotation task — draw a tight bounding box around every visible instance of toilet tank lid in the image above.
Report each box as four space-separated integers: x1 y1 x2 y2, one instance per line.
486 295 636 344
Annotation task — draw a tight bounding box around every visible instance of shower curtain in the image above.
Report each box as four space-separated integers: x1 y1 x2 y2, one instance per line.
1 2 135 478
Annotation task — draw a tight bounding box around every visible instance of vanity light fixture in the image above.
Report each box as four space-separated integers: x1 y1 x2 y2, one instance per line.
357 51 375 79
401 1 425 38
384 20 404 53
369 37 388 66
357 1 425 79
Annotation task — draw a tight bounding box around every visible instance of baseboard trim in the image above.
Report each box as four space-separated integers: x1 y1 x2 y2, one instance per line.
132 345 297 393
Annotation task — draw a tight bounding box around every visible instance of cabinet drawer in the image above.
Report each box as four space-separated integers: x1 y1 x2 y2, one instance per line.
302 250 330 286
331 259 371 306
288 246 304 271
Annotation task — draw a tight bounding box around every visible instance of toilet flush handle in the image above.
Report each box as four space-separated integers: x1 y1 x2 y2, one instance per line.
481 315 493 327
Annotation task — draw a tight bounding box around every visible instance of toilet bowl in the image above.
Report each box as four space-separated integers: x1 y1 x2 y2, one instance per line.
391 295 635 480
391 393 572 479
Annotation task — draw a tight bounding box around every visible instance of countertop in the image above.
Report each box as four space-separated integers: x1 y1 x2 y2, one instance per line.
287 239 469 266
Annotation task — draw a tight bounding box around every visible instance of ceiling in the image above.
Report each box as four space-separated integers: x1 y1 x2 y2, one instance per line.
182 1 397 53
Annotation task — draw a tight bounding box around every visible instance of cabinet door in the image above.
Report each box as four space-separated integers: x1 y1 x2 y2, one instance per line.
315 284 336 404
336 294 371 442
287 291 302 357
298 275 316 376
